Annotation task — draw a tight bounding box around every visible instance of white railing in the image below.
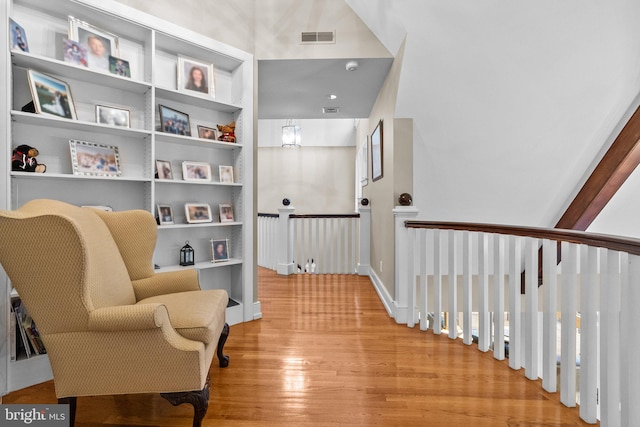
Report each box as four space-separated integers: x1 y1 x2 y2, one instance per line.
257 202 371 276
395 218 640 426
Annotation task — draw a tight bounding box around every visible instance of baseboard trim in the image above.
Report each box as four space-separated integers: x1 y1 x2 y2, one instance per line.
253 301 262 320
369 269 394 318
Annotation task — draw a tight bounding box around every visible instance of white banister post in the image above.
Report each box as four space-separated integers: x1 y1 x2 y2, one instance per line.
357 202 371 275
393 205 420 324
276 206 296 275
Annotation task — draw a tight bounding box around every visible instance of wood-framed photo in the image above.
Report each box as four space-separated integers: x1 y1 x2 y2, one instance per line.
211 238 229 262
96 105 130 127
157 204 174 225
219 203 234 223
219 165 234 184
185 203 212 224
197 125 218 140
27 69 77 120
63 38 88 67
9 18 29 52
159 104 191 136
177 55 215 97
69 139 121 177
371 119 383 182
182 161 211 182
108 55 131 77
68 16 119 71
156 160 173 180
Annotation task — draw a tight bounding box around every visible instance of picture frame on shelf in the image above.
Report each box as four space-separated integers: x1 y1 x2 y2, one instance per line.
197 125 218 140
68 16 119 71
371 119 383 182
96 105 130 127
69 140 121 177
177 55 215 98
9 18 29 52
219 203 234 223
182 161 211 182
63 38 88 67
211 238 229 262
27 69 77 120
185 203 212 224
108 55 131 77
156 160 173 180
159 104 191 136
219 165 234 184
157 204 174 225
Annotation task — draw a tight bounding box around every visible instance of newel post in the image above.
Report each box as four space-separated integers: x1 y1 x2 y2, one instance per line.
357 199 371 275
276 202 296 276
393 204 419 324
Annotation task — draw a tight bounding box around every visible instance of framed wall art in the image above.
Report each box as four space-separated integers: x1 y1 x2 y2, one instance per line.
9 18 29 52
109 55 131 77
219 165 234 183
96 104 130 127
185 203 212 224
182 161 211 181
69 140 121 176
211 239 229 262
27 70 77 120
159 104 191 136
68 16 119 71
156 160 173 180
197 125 218 140
157 204 174 225
371 119 383 182
177 55 214 97
219 203 234 223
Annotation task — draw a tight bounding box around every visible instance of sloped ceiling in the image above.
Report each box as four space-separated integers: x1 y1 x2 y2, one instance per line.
347 0 640 226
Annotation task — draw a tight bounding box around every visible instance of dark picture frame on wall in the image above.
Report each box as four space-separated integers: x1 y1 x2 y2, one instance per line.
371 119 383 182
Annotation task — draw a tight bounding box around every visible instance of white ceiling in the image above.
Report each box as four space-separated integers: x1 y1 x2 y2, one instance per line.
258 57 392 119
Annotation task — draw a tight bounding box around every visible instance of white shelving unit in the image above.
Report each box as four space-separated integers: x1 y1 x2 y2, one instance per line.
0 0 255 396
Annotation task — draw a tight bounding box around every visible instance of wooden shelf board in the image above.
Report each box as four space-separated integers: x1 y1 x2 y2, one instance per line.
155 132 242 149
155 258 242 273
11 172 151 183
155 86 242 112
158 222 242 230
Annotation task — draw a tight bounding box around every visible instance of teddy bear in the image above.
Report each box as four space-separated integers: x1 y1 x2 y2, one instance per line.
12 144 46 173
217 121 236 143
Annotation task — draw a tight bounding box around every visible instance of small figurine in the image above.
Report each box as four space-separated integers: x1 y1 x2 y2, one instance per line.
12 144 46 173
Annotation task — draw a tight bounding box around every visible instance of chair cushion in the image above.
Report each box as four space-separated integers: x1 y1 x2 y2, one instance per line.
137 290 228 344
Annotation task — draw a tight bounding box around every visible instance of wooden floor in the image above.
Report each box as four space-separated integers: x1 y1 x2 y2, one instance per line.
5 268 595 426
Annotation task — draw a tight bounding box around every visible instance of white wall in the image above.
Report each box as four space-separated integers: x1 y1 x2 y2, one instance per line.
258 119 355 147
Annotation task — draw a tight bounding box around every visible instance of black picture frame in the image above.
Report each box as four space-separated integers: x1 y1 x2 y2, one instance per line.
159 104 191 136
371 119 383 182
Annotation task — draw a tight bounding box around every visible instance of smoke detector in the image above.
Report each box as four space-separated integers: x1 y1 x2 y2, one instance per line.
345 60 358 71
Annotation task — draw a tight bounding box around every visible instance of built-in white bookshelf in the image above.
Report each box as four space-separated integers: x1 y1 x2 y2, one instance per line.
0 0 255 396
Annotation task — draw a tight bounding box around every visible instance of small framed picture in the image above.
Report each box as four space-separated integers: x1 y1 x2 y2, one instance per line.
63 38 88 67
182 161 211 182
157 204 174 225
371 119 383 182
109 55 131 77
156 160 173 180
68 16 119 71
210 239 229 262
177 55 215 97
197 125 218 140
219 203 234 223
27 69 77 119
9 18 29 52
159 104 191 136
185 203 212 224
69 140 121 177
96 105 130 127
219 165 234 184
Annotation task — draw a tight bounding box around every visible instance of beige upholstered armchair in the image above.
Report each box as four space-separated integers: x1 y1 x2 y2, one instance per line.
0 199 230 427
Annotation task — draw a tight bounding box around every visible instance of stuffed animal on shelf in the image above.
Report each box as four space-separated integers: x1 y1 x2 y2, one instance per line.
12 144 46 173
217 121 236 143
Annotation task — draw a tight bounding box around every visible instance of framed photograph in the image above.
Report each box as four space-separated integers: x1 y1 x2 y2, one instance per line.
9 18 29 52
68 16 119 71
109 55 131 77
69 140 121 177
371 119 383 182
219 165 234 184
185 203 212 224
27 69 77 120
219 203 234 223
96 105 130 127
182 161 211 182
63 38 88 67
159 104 191 136
157 204 174 225
156 160 173 180
210 239 229 262
177 55 215 97
197 125 218 140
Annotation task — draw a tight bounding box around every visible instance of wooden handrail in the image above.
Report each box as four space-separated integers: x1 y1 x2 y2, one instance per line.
290 214 360 219
405 220 640 256
257 213 279 218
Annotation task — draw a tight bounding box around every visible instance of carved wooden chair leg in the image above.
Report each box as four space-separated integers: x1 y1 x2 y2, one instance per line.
161 376 210 427
217 322 230 368
58 396 76 427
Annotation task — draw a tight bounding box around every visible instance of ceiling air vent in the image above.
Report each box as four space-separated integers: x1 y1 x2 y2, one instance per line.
301 31 335 44
323 107 340 114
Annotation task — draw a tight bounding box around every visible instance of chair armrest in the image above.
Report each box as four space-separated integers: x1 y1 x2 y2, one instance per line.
88 304 169 332
131 269 201 301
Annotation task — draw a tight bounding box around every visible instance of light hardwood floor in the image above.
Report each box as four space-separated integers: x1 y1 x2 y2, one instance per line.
5 268 595 426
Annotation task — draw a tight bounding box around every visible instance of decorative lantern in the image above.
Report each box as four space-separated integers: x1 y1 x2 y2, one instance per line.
179 240 195 266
